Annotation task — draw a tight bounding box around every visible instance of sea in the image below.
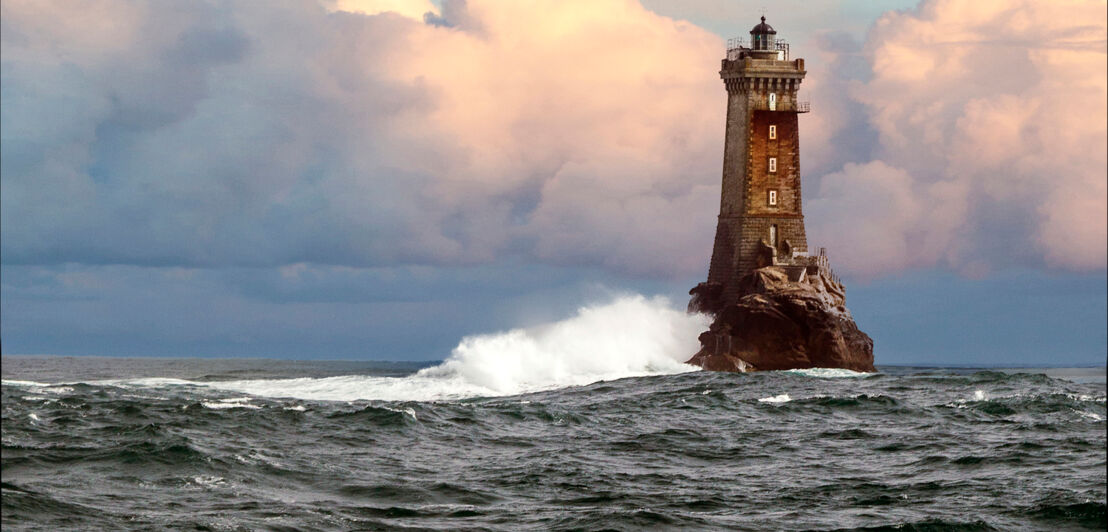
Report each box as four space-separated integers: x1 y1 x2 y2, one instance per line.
2 298 1105 531
2 355 1104 531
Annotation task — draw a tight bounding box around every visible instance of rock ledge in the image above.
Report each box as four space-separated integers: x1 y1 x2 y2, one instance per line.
686 262 874 373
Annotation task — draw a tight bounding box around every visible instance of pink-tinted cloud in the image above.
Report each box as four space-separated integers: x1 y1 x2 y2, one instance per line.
809 0 1106 276
807 161 971 277
1 0 723 277
2 0 1104 281
4 0 731 275
326 0 437 19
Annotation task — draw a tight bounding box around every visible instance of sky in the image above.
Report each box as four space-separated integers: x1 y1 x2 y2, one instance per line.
2 0 1105 365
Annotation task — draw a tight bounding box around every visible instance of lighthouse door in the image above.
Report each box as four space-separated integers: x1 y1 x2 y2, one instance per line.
769 224 778 248
769 92 777 111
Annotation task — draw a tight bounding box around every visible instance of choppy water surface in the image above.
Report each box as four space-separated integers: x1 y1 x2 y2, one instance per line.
2 357 1105 531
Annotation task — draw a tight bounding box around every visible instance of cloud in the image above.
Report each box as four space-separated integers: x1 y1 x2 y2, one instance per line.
807 161 969 277
1 0 722 278
807 0 1106 276
2 0 1104 281
325 0 437 20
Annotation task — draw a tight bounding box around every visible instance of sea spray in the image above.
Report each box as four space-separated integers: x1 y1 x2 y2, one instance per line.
419 294 709 395
189 294 708 401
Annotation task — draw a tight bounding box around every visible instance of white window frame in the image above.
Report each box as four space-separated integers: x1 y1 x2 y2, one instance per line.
768 190 778 206
768 157 777 173
769 125 777 140
769 92 777 111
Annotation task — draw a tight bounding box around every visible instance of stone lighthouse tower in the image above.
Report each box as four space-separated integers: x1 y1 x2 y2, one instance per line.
687 17 874 373
705 16 811 306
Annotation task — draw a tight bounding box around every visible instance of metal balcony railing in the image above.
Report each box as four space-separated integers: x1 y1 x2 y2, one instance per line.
726 38 743 61
725 38 790 60
775 40 789 60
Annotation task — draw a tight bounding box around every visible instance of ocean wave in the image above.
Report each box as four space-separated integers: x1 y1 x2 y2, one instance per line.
1 379 50 387
1066 393 1106 403
758 394 792 403
943 392 1108 419
2 356 1105 531
199 399 261 410
106 295 708 402
107 378 199 387
783 368 870 378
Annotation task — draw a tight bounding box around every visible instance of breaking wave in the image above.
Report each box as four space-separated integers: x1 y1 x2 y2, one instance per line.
785 368 869 379
759 393 792 403
152 295 707 401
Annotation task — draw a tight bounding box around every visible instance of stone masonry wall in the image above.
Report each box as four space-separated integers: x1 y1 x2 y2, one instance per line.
707 217 737 288
718 81 750 217
729 216 807 302
706 56 808 303
747 111 801 216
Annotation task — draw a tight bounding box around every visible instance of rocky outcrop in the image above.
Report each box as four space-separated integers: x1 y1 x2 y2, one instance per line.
686 264 874 373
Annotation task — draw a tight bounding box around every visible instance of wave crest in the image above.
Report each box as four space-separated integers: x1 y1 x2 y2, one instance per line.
203 295 708 401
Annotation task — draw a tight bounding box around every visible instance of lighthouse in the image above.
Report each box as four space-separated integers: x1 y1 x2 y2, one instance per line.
685 16 872 373
705 16 812 306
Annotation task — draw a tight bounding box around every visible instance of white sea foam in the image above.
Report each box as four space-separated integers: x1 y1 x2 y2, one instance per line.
383 406 418 421
946 389 990 408
785 368 869 379
1 380 50 387
1067 393 1106 403
415 295 707 395
120 394 170 401
190 476 226 488
43 386 74 394
201 397 262 410
161 295 707 402
8 296 704 402
112 378 198 387
201 401 262 410
759 393 792 403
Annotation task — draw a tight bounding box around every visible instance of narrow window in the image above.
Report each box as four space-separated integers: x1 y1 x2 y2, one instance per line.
769 125 777 139
768 190 778 206
768 157 777 173
769 93 777 111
